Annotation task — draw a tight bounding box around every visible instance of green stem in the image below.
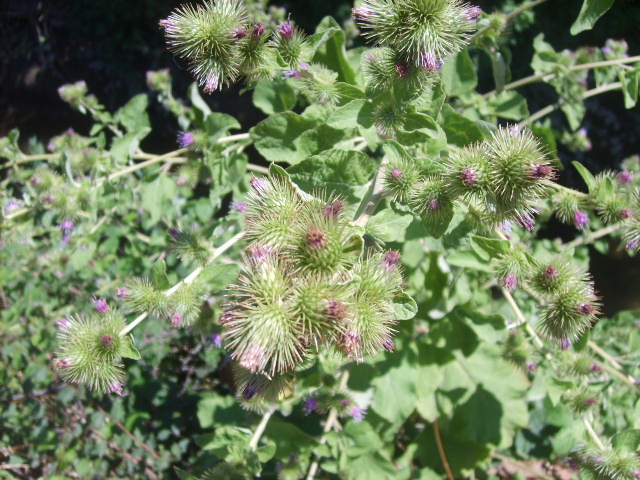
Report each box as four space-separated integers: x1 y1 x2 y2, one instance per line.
101 148 188 184
248 407 276 451
352 157 389 227
118 230 245 337
521 82 623 126
562 224 621 250
469 0 549 42
582 417 606 450
480 55 640 99
305 369 351 480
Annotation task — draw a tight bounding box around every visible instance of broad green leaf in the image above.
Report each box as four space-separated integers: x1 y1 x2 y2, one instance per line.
287 149 376 187
310 17 356 84
141 174 176 224
612 429 640 453
189 82 212 124
489 49 509 92
365 205 414 243
110 127 151 162
570 0 615 35
115 94 150 132
263 418 317 458
252 78 297 115
486 91 529 121
326 99 367 129
150 260 171 290
439 105 485 146
619 69 639 109
470 236 511 260
204 112 241 139
120 336 141 360
392 293 418 321
200 264 241 292
70 242 96 270
369 348 418 425
571 161 596 193
441 49 477 96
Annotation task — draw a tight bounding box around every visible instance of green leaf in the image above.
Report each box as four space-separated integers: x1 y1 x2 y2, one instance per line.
368 348 418 425
310 17 356 84
441 49 477 97
150 260 171 290
570 0 615 35
252 78 297 115
366 205 414 243
141 174 176 224
70 242 96 270
392 293 418 321
204 112 241 139
612 429 640 453
174 468 199 480
619 69 639 109
189 82 212 124
486 91 529 121
200 264 241 292
263 418 318 458
120 336 141 360
287 149 377 188
439 105 485 146
115 94 150 132
197 394 244 429
110 127 151 162
326 99 367 129
571 161 597 193
489 49 509 92
252 112 350 164
470 236 511 259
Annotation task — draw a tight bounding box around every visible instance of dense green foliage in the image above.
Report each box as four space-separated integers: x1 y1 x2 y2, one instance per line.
1 0 640 478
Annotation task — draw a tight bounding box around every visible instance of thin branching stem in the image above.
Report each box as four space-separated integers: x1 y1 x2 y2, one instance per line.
119 230 245 337
305 369 350 480
248 407 276 451
480 55 640 100
433 420 455 480
582 417 606 450
469 0 549 42
562 224 621 250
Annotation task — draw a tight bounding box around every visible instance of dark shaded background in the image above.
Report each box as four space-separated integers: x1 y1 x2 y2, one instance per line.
1 0 639 311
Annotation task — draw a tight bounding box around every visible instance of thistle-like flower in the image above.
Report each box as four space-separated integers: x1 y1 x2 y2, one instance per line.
538 281 600 341
54 311 132 394
161 0 248 92
353 0 479 67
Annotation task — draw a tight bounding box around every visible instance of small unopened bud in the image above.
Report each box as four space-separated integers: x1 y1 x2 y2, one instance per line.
239 344 266 373
324 201 344 220
303 397 318 415
210 333 223 349
421 52 441 72
584 397 598 407
382 250 401 271
618 171 633 184
352 7 372 20
177 131 194 148
391 168 404 180
342 331 360 357
249 176 269 196
306 226 326 249
627 239 639 251
350 406 366 423
543 265 558 279
531 164 553 179
60 220 75 234
93 297 108 314
526 361 538 371
578 303 596 315
54 358 71 370
460 167 477 186
561 338 571 350
252 23 265 38
232 27 247 40
383 337 395 352
620 208 633 219
171 313 183 327
100 334 114 348
590 363 602 373
242 379 262 400
231 201 247 213
325 300 347 321
109 381 124 396
573 210 589 230
517 215 535 231
278 22 293 39
508 124 521 136
429 199 440 210
204 76 218 93
30 176 41 185
56 318 71 330
176 177 187 186
501 273 517 292
283 69 303 79
115 287 128 298
249 243 274 263
395 62 409 78
465 6 482 21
